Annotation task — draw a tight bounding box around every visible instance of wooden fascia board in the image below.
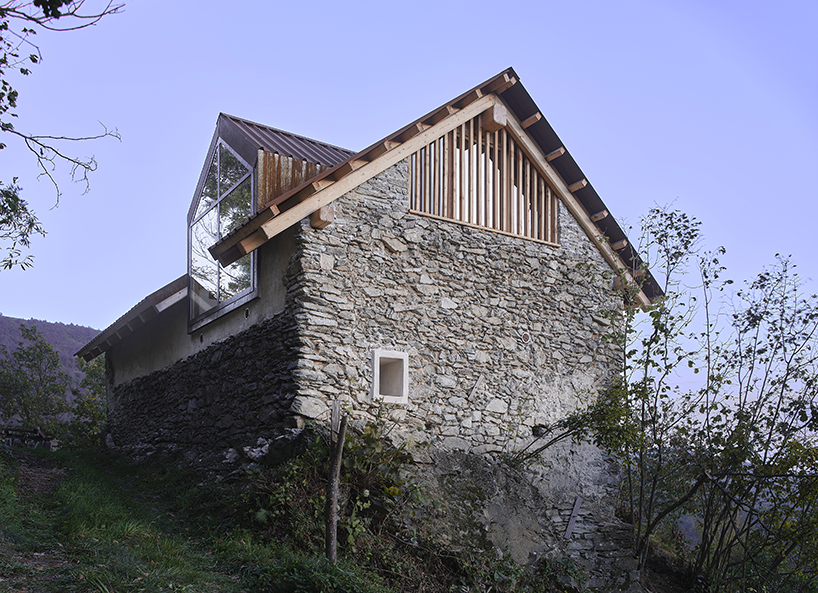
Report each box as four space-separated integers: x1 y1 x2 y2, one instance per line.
154 287 188 313
502 102 651 308
223 94 499 266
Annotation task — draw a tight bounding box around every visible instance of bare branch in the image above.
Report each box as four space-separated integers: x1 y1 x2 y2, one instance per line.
5 122 120 204
0 1 124 32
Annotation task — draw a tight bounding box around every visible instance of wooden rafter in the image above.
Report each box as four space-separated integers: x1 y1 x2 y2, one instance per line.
213 95 500 266
521 112 542 129
568 179 588 193
501 104 651 308
545 147 565 161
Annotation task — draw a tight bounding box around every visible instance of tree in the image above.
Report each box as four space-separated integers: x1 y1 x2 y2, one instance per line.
521 206 818 591
0 0 122 269
0 178 43 269
66 354 105 446
587 210 818 591
0 323 69 433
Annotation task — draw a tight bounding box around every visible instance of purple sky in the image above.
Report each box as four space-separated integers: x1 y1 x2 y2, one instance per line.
2 0 816 330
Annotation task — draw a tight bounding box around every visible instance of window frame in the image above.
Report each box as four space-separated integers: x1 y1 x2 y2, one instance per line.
370 349 409 405
188 138 257 331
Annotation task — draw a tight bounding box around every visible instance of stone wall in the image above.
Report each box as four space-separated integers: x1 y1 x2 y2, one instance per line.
106 307 301 461
288 159 620 449
105 157 637 587
285 159 635 587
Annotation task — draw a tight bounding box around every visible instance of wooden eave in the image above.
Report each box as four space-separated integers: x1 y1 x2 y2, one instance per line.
208 68 661 305
75 275 189 361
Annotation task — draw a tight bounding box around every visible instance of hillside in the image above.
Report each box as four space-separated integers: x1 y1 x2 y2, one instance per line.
0 314 100 391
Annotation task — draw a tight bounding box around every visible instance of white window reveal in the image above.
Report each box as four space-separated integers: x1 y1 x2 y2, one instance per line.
370 349 409 404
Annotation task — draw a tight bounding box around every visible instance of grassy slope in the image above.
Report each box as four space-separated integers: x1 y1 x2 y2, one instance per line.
0 443 690 593
0 447 397 593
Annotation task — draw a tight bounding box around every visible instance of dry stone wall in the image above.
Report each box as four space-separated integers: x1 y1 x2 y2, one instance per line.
105 156 637 588
106 308 301 461
286 159 636 587
287 158 620 448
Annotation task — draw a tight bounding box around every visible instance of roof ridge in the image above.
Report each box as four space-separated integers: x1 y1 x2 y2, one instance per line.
220 112 356 156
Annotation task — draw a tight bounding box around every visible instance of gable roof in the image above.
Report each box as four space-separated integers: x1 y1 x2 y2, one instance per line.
187 114 355 224
208 68 661 306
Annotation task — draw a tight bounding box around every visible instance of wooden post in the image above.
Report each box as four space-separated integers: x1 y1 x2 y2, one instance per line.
325 409 348 564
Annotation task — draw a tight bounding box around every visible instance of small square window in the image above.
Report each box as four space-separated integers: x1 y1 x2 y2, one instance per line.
371 349 408 404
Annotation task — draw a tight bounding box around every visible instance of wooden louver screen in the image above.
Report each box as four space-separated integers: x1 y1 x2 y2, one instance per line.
257 151 326 210
409 115 558 244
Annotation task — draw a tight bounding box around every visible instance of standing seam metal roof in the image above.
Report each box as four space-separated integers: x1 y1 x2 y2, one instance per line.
222 114 354 166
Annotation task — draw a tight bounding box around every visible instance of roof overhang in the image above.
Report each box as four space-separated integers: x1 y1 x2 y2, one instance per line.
208 68 661 306
75 275 189 361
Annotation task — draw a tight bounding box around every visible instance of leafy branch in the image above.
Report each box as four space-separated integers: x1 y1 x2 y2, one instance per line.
0 179 43 269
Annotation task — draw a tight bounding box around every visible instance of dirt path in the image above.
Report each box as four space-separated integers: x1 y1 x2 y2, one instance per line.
0 452 75 593
15 452 67 496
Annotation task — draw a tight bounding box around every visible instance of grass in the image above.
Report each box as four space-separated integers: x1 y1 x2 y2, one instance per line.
0 438 595 593
0 444 424 593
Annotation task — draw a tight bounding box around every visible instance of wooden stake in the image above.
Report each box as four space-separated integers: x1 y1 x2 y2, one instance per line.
326 413 348 564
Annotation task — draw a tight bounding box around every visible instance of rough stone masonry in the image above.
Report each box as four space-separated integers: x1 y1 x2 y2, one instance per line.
106 158 638 589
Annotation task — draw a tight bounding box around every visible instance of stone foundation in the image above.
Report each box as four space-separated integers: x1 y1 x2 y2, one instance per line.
106 309 300 459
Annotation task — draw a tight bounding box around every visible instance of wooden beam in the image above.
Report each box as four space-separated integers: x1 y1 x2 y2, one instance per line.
610 239 628 250
480 102 507 134
453 88 483 109
395 124 427 143
590 210 608 222
312 179 335 192
331 159 367 180
481 72 517 95
114 325 133 340
502 105 652 308
521 112 542 129
567 179 588 193
248 95 499 258
425 105 457 126
365 140 401 161
237 231 267 257
545 147 565 161
310 205 335 229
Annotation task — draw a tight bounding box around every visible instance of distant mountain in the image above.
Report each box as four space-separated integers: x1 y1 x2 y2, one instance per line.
0 314 100 392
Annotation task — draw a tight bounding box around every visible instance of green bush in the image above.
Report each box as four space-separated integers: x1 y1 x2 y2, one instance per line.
0 443 18 526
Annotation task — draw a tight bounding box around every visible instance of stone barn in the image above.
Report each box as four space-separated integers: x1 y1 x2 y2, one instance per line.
78 68 659 588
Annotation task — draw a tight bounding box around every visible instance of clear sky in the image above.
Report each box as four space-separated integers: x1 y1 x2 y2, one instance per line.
1 0 816 330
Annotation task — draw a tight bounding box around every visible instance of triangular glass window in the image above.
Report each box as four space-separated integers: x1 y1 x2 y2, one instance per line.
194 152 219 221
219 143 249 196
